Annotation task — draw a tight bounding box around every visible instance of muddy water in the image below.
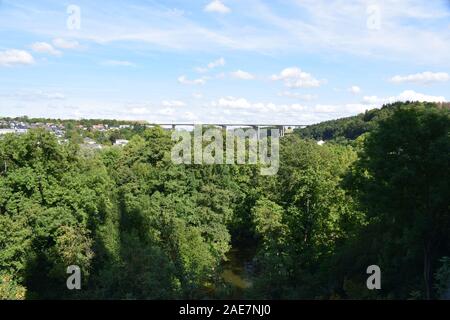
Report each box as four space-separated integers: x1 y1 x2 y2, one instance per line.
221 246 256 298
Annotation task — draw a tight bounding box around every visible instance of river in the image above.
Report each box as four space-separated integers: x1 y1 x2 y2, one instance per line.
220 245 256 299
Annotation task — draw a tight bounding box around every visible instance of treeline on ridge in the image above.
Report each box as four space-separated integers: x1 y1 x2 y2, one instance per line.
296 101 450 143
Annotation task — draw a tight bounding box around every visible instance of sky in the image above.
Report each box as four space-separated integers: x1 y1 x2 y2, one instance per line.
0 0 449 125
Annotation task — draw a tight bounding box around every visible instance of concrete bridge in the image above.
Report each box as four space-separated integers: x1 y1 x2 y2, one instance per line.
145 123 308 137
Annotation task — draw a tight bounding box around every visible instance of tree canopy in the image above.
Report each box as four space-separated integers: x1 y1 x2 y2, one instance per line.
1 102 449 300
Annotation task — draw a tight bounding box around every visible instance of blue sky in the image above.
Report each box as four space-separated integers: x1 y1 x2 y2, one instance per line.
0 0 449 124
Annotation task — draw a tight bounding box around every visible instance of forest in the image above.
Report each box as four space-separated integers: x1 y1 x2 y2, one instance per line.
0 102 449 300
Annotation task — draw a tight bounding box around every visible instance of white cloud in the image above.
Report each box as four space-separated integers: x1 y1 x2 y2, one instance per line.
208 57 225 68
158 108 175 116
31 42 62 56
182 112 198 121
349 85 361 94
52 38 80 49
230 70 255 80
0 49 35 66
178 75 207 85
126 106 198 122
101 60 136 67
272 67 324 88
362 96 382 104
313 103 375 115
195 67 209 73
206 97 379 124
193 92 203 99
130 107 150 115
3 0 450 65
196 57 226 73
27 91 64 100
43 92 65 99
1 90 65 100
279 91 318 101
213 97 253 109
344 103 373 114
363 90 446 104
162 100 186 107
212 96 306 113
389 71 449 84
314 104 337 113
397 90 446 102
204 0 231 14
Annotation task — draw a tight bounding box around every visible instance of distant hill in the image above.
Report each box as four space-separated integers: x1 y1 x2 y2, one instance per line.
295 101 450 142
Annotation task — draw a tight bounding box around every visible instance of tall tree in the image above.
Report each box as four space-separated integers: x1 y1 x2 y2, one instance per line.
348 104 450 299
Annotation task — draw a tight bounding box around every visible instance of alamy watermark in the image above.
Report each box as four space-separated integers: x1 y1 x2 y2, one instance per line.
171 125 280 176
67 4 81 30
366 4 381 30
66 265 81 290
366 265 381 290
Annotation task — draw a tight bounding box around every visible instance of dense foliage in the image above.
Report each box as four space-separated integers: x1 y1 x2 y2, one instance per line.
296 101 450 143
0 102 449 299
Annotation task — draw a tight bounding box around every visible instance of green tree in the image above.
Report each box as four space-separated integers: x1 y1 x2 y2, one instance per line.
347 104 450 299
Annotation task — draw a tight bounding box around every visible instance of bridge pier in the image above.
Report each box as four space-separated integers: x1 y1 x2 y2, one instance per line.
250 125 261 139
148 123 306 135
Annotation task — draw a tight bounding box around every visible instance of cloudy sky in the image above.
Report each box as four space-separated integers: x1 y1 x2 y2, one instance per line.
0 0 449 124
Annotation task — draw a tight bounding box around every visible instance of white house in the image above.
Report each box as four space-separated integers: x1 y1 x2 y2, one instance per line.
0 129 16 135
114 139 129 146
